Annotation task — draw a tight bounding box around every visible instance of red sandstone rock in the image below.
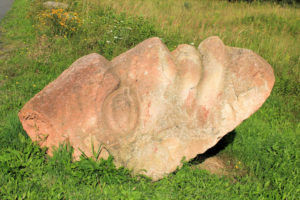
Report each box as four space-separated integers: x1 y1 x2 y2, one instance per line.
19 36 275 180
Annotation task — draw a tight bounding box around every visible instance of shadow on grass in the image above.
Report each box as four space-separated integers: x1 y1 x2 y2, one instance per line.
190 130 236 165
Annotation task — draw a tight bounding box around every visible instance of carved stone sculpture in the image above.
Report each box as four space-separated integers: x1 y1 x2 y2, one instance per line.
19 36 275 180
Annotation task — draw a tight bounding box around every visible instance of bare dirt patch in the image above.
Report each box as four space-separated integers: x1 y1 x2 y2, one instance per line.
192 153 248 182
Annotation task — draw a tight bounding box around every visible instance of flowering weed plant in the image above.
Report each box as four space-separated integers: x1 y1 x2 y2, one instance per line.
41 8 82 37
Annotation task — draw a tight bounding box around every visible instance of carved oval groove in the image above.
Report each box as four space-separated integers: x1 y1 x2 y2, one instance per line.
103 87 139 135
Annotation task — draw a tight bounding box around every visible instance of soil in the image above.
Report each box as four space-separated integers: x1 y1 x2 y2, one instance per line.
192 153 248 182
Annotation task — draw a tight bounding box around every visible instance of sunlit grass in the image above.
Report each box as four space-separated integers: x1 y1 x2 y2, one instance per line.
0 0 299 199
97 0 299 88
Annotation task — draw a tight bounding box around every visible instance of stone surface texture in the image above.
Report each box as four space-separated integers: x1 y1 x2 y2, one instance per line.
19 36 275 180
43 1 69 9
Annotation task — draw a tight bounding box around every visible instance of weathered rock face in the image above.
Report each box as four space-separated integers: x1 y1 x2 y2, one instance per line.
19 36 275 180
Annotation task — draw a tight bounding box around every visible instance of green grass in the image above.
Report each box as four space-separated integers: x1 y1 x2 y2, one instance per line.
0 0 299 199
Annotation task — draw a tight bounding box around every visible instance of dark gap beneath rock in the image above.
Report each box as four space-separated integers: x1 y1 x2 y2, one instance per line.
190 130 236 165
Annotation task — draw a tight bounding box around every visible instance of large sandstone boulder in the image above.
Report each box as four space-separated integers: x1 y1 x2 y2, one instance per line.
19 36 275 180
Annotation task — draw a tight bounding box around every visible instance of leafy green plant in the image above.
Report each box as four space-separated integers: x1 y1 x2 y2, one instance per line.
79 8 162 60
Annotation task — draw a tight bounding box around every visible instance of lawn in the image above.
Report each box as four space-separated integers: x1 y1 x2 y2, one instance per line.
0 0 299 199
